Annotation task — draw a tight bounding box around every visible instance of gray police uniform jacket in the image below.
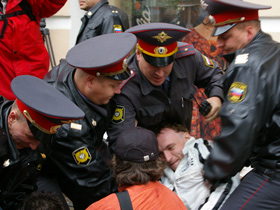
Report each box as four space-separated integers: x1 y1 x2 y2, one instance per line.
76 0 129 44
203 31 280 186
41 59 117 210
108 44 224 152
0 97 44 210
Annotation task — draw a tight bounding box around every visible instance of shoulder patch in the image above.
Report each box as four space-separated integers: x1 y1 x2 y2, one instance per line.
112 105 125 124
202 55 214 68
120 70 135 89
235 53 249 65
114 24 123 33
72 146 92 165
175 43 196 59
227 82 247 103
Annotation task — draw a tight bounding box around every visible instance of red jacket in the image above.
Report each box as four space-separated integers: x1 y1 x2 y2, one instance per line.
0 0 66 100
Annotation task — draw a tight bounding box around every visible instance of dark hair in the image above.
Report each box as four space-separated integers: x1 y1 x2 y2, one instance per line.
153 123 189 136
110 155 167 186
20 191 65 210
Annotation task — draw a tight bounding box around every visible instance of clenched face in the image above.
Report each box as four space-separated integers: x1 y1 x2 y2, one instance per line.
78 0 99 11
157 128 188 171
8 111 40 150
216 25 250 54
137 50 173 86
86 76 123 105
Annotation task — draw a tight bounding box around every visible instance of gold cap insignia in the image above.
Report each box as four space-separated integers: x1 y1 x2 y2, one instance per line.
152 31 172 43
154 46 168 55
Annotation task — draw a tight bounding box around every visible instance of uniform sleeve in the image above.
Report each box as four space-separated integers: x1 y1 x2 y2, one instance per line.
100 9 128 34
203 58 276 187
107 94 137 153
193 50 224 101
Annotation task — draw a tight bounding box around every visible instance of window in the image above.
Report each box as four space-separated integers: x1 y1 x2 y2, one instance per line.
119 0 204 28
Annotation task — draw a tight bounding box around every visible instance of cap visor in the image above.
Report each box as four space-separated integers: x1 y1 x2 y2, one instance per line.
28 121 54 144
212 24 236 36
105 68 131 81
142 53 175 67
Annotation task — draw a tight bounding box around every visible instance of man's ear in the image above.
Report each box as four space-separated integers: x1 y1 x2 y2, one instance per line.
86 75 96 88
246 25 255 42
136 47 142 61
7 111 18 127
184 132 191 140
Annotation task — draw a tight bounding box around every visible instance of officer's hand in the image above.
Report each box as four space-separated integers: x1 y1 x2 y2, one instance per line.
204 96 222 122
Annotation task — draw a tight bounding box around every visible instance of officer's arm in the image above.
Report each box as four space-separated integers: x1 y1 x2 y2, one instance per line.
193 51 224 120
204 96 222 122
100 11 126 35
107 94 137 154
203 62 273 187
194 51 224 100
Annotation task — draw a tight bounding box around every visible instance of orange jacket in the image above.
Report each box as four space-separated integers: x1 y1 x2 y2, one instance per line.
86 181 187 210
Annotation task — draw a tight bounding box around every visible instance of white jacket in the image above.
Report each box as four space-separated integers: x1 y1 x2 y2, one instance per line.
161 137 240 210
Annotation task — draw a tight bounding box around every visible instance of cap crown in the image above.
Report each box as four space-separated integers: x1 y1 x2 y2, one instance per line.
11 75 85 134
66 33 137 80
115 127 159 163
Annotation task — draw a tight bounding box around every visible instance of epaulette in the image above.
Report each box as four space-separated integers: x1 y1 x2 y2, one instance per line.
175 42 196 59
120 70 135 89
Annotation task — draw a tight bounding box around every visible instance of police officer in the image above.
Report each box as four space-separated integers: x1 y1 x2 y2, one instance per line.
37 33 137 210
0 75 84 210
202 0 280 209
108 22 224 151
76 0 129 44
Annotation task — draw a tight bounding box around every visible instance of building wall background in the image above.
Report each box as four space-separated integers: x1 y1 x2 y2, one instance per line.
46 0 280 69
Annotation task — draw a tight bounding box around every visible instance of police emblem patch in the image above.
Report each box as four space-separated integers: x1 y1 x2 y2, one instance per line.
227 82 247 103
36 164 42 171
113 24 122 33
112 105 125 124
72 146 92 165
202 55 214 68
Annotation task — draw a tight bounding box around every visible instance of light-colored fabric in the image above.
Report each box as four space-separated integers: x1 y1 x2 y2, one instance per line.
161 137 240 210
86 181 187 210
1 0 7 13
